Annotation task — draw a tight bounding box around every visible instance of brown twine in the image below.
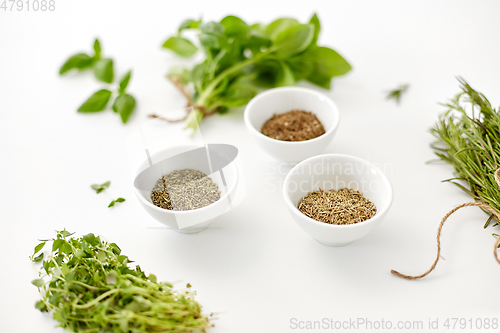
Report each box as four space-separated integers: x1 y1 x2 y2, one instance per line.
391 168 500 280
148 76 213 123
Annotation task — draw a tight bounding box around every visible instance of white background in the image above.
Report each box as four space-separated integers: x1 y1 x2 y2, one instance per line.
1 1 500 332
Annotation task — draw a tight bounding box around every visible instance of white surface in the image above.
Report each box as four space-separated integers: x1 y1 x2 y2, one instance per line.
1 1 500 332
283 154 393 246
244 87 339 163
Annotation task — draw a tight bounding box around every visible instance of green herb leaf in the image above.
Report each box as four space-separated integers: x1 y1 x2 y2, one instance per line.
179 19 201 32
200 22 225 36
116 198 126 202
220 15 249 39
184 109 204 135
308 13 321 47
303 46 352 77
34 242 46 255
162 36 198 57
273 24 315 57
168 67 190 85
112 93 136 123
118 70 132 94
31 278 44 288
94 58 114 83
91 181 110 194
59 53 94 75
33 253 44 262
78 89 112 112
265 18 299 40
108 200 116 208
386 84 409 104
93 38 101 59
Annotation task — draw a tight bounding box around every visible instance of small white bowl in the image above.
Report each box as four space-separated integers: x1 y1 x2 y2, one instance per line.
133 144 239 234
283 154 393 246
244 87 340 163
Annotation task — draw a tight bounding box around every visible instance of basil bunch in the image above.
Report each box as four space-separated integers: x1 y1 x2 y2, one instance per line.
162 14 351 131
60 39 136 124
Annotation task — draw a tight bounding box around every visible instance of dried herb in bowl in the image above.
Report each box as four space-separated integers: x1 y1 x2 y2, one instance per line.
151 169 221 211
298 188 377 225
261 110 325 141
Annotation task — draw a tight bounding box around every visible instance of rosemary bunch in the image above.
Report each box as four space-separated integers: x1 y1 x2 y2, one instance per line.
31 230 212 333
431 78 500 227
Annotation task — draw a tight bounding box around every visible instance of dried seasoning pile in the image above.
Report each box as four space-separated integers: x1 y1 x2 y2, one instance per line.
151 169 221 211
261 110 326 141
298 188 377 225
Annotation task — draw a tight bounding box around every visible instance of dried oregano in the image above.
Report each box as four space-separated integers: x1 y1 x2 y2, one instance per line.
151 169 221 211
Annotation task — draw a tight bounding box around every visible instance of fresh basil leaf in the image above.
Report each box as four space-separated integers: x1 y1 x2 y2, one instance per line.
273 24 314 57
179 19 201 32
118 70 132 93
221 83 258 107
162 37 198 57
245 31 272 55
303 46 352 77
93 39 101 59
309 13 320 47
168 67 190 85
31 279 45 288
265 18 299 40
199 33 226 49
287 56 314 81
276 61 295 87
184 109 204 135
200 22 225 36
220 15 249 39
112 93 136 123
108 200 116 208
93 58 114 83
59 53 93 75
306 69 332 89
77 89 112 112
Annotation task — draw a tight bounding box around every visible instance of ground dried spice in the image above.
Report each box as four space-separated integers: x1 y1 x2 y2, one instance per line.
298 188 377 225
151 169 221 211
261 110 326 141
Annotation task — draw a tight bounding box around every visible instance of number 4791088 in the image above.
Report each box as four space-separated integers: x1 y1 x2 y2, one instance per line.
0 0 55 11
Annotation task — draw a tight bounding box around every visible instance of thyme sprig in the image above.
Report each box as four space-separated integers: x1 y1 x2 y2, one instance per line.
30 230 212 332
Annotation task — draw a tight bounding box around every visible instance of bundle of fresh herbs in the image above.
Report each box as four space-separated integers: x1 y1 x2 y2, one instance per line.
391 78 500 280
31 230 212 332
157 14 351 132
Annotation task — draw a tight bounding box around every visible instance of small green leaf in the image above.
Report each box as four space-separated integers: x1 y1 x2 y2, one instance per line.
148 274 157 283
33 253 44 262
34 242 46 255
184 109 204 136
274 24 315 57
31 278 45 288
179 19 201 32
93 38 101 59
200 22 225 36
309 13 320 47
220 15 249 38
108 200 116 208
116 198 125 202
112 93 136 123
52 239 63 252
162 37 198 57
303 46 352 77
118 70 132 93
94 58 114 83
65 270 76 282
35 300 47 312
276 61 295 87
199 33 223 49
91 181 110 193
168 67 190 85
78 89 112 112
59 53 93 75
265 18 299 40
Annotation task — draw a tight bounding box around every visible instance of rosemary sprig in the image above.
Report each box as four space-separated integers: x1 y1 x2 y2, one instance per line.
430 78 500 227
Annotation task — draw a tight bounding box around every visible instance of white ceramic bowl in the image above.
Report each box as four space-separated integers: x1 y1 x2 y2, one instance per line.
133 144 239 234
244 87 340 163
283 154 393 246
